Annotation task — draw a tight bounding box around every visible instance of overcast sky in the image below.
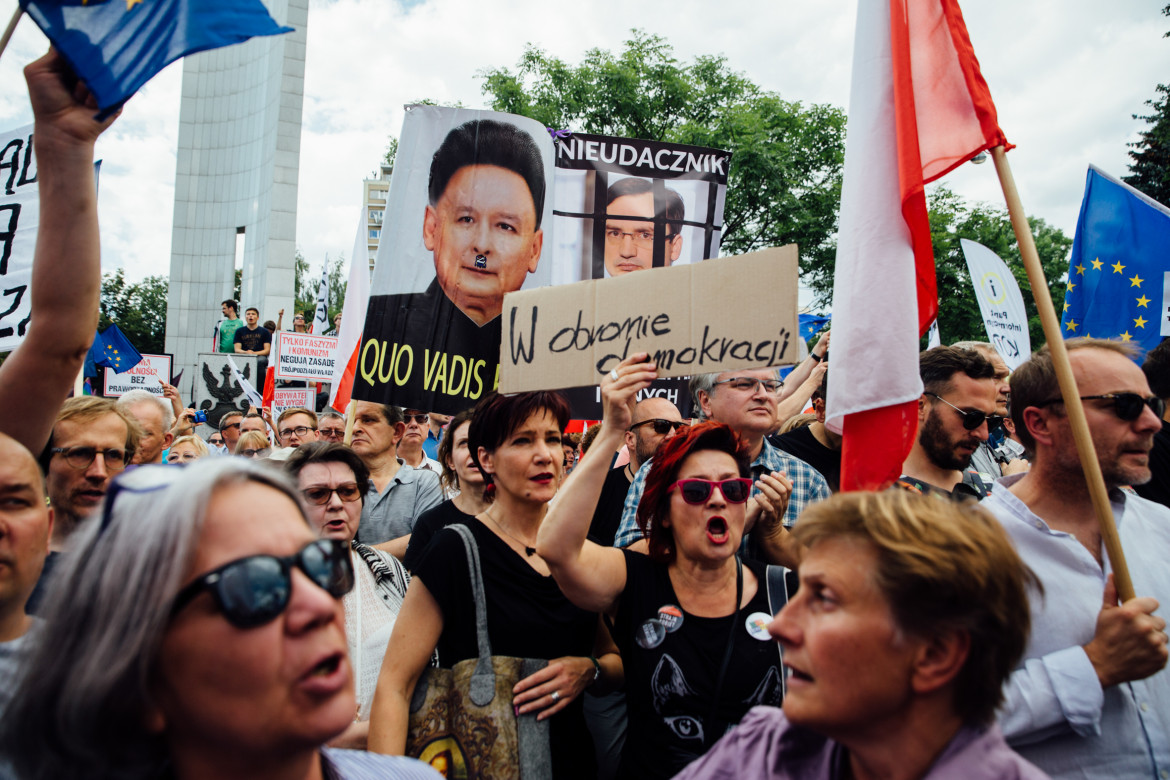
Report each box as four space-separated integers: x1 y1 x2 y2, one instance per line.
0 0 1164 294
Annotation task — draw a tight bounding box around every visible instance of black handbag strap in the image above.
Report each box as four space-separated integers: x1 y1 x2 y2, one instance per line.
449 524 495 679
765 564 790 695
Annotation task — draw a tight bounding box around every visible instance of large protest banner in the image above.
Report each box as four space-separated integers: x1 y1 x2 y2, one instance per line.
273 331 338 382
103 353 173 396
0 125 39 353
551 132 731 416
960 239 1031 369
499 247 799 393
354 106 557 414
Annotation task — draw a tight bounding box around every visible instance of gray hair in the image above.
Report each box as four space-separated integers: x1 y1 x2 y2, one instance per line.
116 389 175 431
0 459 307 780
688 368 783 421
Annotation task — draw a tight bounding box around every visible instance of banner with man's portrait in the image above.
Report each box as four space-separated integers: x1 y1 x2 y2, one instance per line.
551 133 731 417
353 109 733 418
354 106 557 414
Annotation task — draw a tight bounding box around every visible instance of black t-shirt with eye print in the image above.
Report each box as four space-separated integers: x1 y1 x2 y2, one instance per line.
613 550 784 780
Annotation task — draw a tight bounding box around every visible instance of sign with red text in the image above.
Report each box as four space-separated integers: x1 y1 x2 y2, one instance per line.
103 353 172 396
272 387 316 421
274 331 338 381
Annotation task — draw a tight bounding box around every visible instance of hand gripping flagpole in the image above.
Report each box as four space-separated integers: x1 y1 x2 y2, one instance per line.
991 145 1135 602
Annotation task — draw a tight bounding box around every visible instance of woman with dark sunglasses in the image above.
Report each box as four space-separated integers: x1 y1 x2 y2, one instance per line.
536 354 795 780
285 443 412 748
0 459 438 780
369 391 622 779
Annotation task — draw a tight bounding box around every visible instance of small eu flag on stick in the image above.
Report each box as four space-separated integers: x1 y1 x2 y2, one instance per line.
15 0 293 118
83 322 143 377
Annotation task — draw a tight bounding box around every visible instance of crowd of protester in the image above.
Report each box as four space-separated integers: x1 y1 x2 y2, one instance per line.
1 47 1169 780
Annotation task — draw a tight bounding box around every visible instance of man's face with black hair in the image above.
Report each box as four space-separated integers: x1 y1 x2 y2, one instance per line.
424 164 543 327
603 192 682 277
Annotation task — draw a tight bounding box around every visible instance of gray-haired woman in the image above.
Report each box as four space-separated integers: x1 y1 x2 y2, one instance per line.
0 459 439 780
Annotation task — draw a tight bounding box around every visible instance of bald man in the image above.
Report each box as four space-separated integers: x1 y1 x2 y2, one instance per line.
0 434 53 721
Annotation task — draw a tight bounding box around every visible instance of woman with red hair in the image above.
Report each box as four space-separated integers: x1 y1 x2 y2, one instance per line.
538 355 794 779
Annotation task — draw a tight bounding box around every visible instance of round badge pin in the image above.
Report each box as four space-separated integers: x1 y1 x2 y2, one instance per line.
744 612 773 641
636 618 667 649
657 605 684 633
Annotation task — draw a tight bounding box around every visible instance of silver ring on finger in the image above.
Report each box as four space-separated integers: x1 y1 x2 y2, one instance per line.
550 690 560 703
609 369 619 381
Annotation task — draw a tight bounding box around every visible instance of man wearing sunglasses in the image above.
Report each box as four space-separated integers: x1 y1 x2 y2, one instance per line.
612 367 831 563
397 410 441 475
983 339 1170 779
218 410 245 453
898 346 1000 498
588 397 685 547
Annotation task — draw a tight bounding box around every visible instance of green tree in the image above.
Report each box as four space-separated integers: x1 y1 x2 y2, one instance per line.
383 136 398 168
99 270 169 354
479 31 846 300
293 249 313 317
926 187 1072 350
1124 5 1170 205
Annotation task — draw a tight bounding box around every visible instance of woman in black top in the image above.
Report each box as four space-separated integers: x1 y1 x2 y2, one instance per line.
369 391 622 779
538 355 797 779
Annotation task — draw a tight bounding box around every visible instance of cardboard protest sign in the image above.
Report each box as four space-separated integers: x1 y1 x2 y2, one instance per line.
0 125 38 353
103 353 172 396
354 105 556 415
271 387 316 422
274 331 338 381
499 246 799 394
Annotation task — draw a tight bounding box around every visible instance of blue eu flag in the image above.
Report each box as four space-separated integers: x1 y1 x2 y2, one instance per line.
84 323 142 377
1061 166 1170 359
799 313 831 341
18 0 293 119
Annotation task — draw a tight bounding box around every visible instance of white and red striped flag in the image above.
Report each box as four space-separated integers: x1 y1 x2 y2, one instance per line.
827 0 1011 491
328 207 372 413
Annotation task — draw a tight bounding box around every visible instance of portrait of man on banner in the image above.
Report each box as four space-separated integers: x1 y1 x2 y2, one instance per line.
358 106 556 414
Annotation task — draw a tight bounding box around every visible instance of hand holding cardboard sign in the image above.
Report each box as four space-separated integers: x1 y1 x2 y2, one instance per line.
599 353 659 434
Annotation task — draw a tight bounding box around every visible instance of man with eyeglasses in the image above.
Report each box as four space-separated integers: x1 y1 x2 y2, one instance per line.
318 410 347 443
602 178 684 277
26 398 141 616
897 346 1000 499
981 338 1170 779
41 398 141 549
275 407 319 448
612 367 830 566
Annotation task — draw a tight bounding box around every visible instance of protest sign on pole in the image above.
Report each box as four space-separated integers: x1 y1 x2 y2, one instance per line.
273 331 338 382
0 124 38 353
498 246 799 394
271 387 316 422
960 239 1031 369
103 353 172 396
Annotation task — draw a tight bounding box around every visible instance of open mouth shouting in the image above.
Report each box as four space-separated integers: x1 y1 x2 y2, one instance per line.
706 516 729 545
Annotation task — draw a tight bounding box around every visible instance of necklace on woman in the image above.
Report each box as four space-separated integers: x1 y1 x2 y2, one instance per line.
483 510 539 557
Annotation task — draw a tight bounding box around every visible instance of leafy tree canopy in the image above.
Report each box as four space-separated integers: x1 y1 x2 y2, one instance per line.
99 269 168 355
294 250 348 327
1123 4 1170 206
479 31 847 300
927 187 1071 350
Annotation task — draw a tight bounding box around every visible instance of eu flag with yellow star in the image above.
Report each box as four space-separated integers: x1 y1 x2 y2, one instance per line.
1061 165 1170 358
84 323 142 377
18 0 293 119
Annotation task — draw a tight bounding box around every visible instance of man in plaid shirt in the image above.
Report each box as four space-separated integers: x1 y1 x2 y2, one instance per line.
612 368 831 561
